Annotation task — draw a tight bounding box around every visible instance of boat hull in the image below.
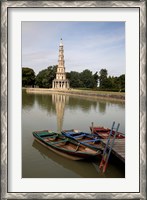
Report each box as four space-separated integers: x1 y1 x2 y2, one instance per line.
34 137 83 160
33 130 101 160
90 127 125 139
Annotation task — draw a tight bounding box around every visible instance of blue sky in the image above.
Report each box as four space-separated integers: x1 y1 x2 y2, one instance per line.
22 21 125 76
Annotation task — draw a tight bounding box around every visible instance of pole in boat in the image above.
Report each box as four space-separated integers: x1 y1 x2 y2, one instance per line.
102 123 120 172
99 121 120 173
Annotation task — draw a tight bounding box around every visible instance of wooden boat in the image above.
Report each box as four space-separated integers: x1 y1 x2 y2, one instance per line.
90 126 125 139
61 129 103 152
32 130 101 160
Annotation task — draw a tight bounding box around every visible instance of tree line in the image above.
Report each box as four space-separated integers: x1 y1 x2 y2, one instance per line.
22 66 125 92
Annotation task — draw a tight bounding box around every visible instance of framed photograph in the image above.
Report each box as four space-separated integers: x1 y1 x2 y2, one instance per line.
1 0 146 199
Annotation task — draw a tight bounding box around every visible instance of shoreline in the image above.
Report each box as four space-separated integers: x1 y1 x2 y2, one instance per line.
25 88 125 101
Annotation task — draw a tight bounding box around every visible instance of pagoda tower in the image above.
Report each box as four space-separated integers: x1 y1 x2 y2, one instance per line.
52 39 70 89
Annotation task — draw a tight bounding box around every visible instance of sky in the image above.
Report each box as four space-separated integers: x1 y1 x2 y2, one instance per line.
22 21 125 76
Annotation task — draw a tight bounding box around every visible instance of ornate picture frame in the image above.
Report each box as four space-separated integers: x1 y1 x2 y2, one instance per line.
1 1 146 199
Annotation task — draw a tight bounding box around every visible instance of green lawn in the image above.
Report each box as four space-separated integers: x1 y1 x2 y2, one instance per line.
70 88 125 97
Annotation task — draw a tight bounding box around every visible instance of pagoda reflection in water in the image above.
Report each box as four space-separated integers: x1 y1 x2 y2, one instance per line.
52 93 69 132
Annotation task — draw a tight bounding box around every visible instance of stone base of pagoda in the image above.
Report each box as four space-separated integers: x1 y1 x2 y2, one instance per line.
52 79 70 89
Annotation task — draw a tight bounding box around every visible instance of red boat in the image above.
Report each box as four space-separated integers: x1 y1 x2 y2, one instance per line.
90 126 125 139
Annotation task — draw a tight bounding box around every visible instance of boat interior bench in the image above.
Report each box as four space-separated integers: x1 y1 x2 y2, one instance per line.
40 133 57 138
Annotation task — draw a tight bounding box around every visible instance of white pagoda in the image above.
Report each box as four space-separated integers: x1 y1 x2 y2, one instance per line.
52 39 70 89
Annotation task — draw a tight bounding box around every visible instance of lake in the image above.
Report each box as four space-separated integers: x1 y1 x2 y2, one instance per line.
22 89 125 178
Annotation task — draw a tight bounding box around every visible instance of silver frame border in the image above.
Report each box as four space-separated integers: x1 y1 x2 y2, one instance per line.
1 1 146 199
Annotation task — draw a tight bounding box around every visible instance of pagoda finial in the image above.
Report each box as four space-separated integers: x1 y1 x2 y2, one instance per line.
60 38 63 46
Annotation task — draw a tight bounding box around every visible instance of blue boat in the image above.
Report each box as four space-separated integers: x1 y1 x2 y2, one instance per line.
61 129 103 152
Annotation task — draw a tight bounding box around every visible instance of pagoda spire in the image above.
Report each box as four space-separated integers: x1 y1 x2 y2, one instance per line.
60 38 63 46
58 39 64 68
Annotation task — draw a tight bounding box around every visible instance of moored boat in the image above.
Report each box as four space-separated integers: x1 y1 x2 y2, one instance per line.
90 126 125 139
61 129 103 152
32 130 102 160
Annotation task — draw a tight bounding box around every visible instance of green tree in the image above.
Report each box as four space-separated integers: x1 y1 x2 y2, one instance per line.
67 70 98 89
35 65 57 88
104 76 113 89
98 72 125 92
67 71 82 88
118 74 125 92
93 72 98 88
22 67 35 87
80 69 96 88
99 69 108 89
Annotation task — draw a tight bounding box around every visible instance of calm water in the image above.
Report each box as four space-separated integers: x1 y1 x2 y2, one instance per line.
22 89 125 178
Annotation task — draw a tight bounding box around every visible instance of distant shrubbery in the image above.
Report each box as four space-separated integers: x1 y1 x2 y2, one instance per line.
22 66 125 92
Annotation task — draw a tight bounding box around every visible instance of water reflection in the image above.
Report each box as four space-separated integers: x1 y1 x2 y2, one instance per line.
32 140 123 178
24 90 125 133
98 102 107 113
52 93 69 132
32 140 100 178
32 140 124 178
25 90 125 114
68 97 97 112
35 94 56 114
22 90 35 110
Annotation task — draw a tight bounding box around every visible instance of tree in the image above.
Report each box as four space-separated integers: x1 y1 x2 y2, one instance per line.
80 69 96 88
99 69 108 89
35 65 57 88
67 70 99 89
97 69 125 92
67 71 82 88
93 72 98 88
22 67 35 87
118 74 125 91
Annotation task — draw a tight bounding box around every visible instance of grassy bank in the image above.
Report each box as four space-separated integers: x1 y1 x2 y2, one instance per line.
56 89 125 100
26 88 125 101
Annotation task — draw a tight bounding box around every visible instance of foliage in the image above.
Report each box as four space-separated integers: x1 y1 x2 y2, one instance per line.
98 69 125 92
67 69 98 89
67 71 82 88
98 69 108 89
118 74 125 91
22 67 35 87
93 72 99 88
35 65 57 88
22 65 125 92
80 69 96 88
